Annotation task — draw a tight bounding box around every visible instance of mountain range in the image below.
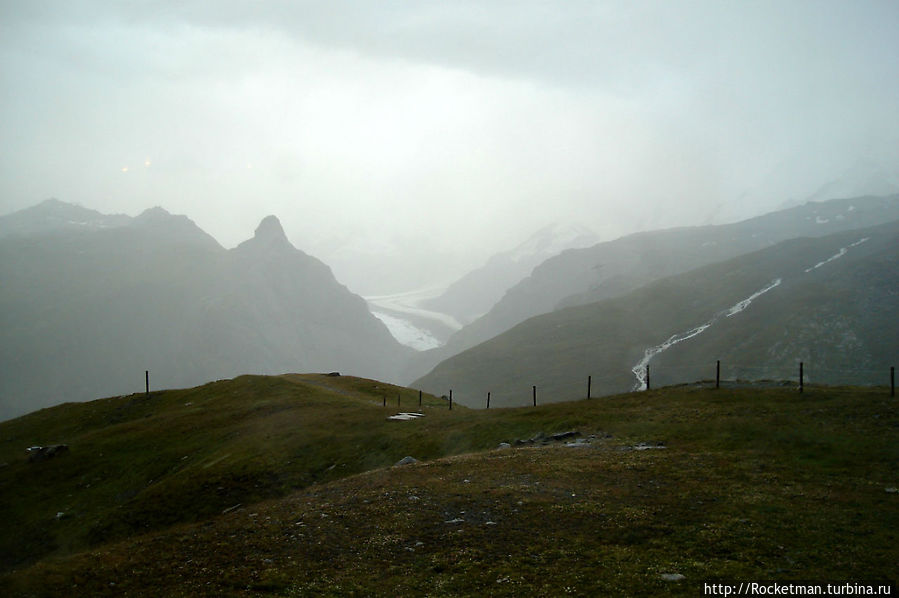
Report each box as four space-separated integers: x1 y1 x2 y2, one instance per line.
0 200 409 420
0 198 132 237
3 194 898 420
414 219 899 408
1 196 896 593
403 195 899 383
365 223 598 352
419 223 597 326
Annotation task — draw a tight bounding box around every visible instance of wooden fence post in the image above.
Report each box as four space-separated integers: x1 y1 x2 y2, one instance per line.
397 394 400 407
487 392 491 409
145 370 149 398
532 385 537 407
383 395 386 407
799 362 804 393
891 366 895 398
646 365 650 391
716 360 720 389
449 389 453 411
419 389 422 408
587 375 592 399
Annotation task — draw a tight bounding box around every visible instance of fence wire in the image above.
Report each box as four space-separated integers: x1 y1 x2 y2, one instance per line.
449 361 895 409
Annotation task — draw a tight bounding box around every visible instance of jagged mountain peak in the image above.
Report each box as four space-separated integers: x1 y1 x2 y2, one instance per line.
235 214 294 254
255 215 288 241
0 203 408 421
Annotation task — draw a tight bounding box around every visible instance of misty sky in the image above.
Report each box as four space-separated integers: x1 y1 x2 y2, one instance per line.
2 1 898 294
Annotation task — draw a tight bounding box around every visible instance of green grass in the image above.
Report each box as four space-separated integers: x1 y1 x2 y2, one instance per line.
1 377 897 596
0 374 453 569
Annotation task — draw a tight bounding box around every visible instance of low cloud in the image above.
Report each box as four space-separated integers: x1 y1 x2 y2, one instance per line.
2 1 898 293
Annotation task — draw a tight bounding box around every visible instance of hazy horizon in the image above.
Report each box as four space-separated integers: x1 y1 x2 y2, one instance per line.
3 1 898 293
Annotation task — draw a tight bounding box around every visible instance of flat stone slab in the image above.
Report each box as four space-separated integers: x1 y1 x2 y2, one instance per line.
387 412 425 421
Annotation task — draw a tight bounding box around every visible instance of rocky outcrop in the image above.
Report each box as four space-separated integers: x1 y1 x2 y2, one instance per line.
26 444 69 463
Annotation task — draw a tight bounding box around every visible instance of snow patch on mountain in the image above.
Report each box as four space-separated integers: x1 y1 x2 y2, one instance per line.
507 223 598 263
804 237 868 273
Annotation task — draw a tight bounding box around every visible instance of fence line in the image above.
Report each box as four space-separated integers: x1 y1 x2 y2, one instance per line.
426 360 895 410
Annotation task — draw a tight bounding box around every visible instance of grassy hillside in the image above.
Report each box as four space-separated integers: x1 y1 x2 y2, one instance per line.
404 195 899 383
415 220 899 409
0 374 452 571
1 378 897 596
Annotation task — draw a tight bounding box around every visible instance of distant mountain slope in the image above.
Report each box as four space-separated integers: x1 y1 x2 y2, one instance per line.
420 223 597 326
0 198 131 237
199 215 409 381
0 202 409 420
403 195 899 383
414 220 899 408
